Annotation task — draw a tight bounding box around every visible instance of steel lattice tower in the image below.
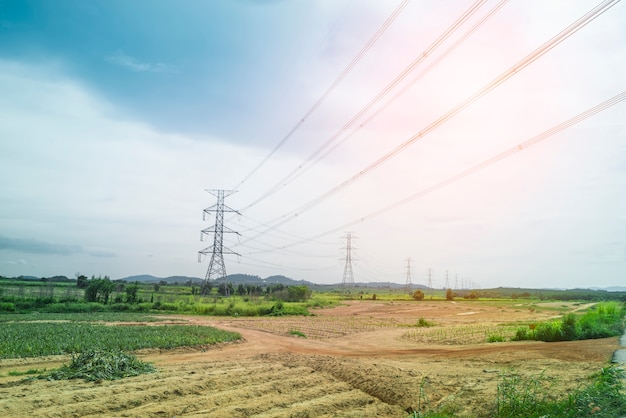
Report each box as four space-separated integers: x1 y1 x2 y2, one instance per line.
198 189 240 296
341 232 355 287
404 258 412 294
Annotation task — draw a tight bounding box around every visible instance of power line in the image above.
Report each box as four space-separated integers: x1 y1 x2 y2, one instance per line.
241 0 490 212
243 0 619 237
242 90 626 252
232 0 411 190
297 0 510 173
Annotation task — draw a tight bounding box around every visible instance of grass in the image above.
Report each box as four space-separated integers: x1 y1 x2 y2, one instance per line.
407 366 626 417
6 368 46 377
416 318 435 327
0 322 241 358
512 301 624 342
495 366 626 417
289 330 307 338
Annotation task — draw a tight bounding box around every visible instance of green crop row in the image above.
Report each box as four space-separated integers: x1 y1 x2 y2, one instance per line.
0 312 171 323
0 322 241 359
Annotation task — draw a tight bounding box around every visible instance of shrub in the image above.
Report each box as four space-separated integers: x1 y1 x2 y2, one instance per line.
487 335 505 343
416 318 434 327
0 302 15 312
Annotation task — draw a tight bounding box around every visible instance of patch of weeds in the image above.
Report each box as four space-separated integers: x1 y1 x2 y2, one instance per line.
8 368 46 376
416 318 434 327
495 366 626 417
487 334 505 343
36 349 156 382
289 330 306 338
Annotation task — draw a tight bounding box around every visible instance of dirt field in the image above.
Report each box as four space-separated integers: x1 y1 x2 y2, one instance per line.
0 300 618 417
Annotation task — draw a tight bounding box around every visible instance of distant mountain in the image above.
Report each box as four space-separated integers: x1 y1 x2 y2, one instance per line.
590 286 626 292
118 274 316 287
120 275 203 284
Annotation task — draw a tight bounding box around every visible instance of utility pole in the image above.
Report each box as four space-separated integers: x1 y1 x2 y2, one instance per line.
198 189 240 296
341 232 355 287
404 258 412 294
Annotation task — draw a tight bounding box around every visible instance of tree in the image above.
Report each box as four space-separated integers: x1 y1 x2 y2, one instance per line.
125 283 139 304
84 278 114 304
76 275 89 289
412 289 425 300
236 284 246 296
217 282 234 296
286 285 311 302
445 288 454 301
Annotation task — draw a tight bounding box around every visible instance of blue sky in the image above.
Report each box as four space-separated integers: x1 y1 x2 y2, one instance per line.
0 0 624 288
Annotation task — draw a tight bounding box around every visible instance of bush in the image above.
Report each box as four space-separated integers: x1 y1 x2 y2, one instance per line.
512 302 624 343
416 318 434 327
0 302 15 312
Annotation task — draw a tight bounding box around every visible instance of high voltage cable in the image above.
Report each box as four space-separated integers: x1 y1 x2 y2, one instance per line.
241 0 489 212
232 0 411 190
245 0 620 239
231 214 333 245
246 90 625 253
295 0 510 178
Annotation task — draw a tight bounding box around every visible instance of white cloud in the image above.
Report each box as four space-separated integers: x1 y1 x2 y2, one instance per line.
105 50 178 73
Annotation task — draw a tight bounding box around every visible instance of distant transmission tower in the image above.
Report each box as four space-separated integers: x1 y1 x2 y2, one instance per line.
404 258 412 294
198 189 240 296
427 268 433 289
444 270 450 290
341 232 355 287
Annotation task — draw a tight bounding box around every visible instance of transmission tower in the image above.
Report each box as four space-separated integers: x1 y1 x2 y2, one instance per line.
341 232 355 287
427 268 433 289
444 270 450 290
198 189 240 296
404 258 412 294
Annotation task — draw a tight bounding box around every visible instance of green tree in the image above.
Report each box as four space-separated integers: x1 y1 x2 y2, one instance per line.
84 278 114 304
218 282 234 296
76 275 89 289
236 284 246 296
125 283 139 304
286 285 311 302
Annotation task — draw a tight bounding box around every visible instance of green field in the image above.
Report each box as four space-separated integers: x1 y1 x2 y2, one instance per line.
0 321 240 359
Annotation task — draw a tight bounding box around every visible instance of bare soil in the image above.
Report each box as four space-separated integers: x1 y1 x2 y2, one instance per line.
0 300 618 417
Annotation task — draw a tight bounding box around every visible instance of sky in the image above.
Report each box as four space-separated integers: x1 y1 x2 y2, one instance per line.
0 0 624 289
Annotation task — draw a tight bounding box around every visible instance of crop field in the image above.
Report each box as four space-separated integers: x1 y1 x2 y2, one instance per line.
0 299 623 417
0 322 240 358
